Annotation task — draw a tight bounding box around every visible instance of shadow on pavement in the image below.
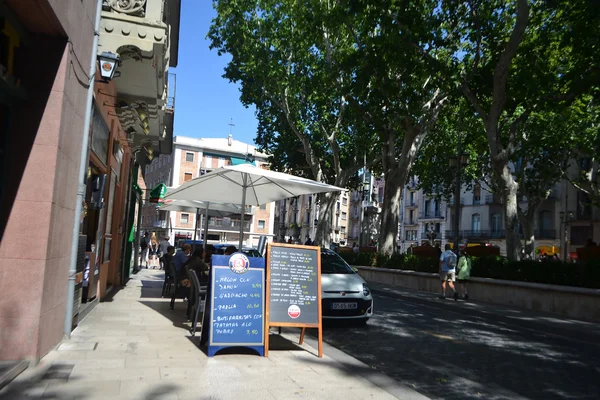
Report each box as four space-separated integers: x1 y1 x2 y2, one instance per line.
307 290 600 400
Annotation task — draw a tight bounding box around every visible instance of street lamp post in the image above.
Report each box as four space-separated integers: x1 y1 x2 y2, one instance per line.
560 210 575 262
449 128 468 254
358 153 367 248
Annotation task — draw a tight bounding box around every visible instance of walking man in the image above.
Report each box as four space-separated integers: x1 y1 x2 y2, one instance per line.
439 244 458 300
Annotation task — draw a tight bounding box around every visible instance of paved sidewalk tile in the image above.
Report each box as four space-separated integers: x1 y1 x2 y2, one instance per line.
0 270 424 399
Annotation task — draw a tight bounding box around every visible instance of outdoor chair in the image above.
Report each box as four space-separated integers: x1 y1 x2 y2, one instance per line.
162 261 175 297
169 262 191 317
188 270 208 336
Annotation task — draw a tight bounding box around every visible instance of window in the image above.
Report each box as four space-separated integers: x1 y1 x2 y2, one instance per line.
341 212 347 220
341 226 346 234
539 211 552 230
91 104 109 164
409 192 415 205
204 155 212 168
353 206 359 218
409 210 414 223
473 184 481 205
260 203 267 210
491 213 502 232
184 173 193 182
342 197 348 206
181 213 189 224
218 157 226 167
186 152 194 162
435 223 441 233
258 220 266 229
472 213 481 232
406 230 417 241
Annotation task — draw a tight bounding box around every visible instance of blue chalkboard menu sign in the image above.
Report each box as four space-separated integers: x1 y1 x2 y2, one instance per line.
205 253 265 357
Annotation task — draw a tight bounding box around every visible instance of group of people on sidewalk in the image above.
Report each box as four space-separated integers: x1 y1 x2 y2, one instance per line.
438 244 472 301
139 232 171 269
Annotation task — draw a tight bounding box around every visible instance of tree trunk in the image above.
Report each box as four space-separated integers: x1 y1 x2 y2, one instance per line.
520 212 535 260
314 191 337 247
378 168 403 256
497 165 521 261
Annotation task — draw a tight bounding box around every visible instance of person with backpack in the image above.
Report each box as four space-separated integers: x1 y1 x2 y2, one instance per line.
439 243 458 300
456 249 472 300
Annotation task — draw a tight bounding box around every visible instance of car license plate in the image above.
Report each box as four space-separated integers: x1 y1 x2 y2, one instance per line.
331 302 357 310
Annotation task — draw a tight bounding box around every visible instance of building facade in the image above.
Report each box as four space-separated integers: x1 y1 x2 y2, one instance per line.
140 135 276 248
0 0 180 362
275 190 351 245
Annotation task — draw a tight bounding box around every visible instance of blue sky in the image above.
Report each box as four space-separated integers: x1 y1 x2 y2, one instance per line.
171 0 258 145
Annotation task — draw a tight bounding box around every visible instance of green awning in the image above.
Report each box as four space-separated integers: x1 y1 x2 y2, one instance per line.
149 183 168 203
132 182 143 197
230 157 257 166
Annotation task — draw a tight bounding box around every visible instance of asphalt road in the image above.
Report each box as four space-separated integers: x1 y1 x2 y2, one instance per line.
312 284 600 400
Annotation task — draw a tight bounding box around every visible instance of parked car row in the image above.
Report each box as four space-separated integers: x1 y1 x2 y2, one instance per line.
173 241 373 323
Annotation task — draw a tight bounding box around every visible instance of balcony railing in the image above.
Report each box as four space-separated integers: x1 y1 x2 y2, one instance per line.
421 232 441 240
405 220 418 226
419 211 444 220
485 194 503 205
406 200 417 207
153 220 167 228
534 229 556 239
208 220 251 231
448 198 465 206
472 197 482 205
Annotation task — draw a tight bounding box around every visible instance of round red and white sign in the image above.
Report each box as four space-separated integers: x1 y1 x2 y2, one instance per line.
287 305 301 319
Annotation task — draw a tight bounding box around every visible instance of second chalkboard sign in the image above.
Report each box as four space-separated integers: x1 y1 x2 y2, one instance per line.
265 243 322 357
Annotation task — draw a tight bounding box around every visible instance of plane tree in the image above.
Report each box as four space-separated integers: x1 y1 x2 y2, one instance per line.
208 0 380 246
412 0 600 260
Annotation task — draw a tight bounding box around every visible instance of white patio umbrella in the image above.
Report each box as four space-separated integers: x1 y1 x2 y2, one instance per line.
165 163 345 249
158 199 247 248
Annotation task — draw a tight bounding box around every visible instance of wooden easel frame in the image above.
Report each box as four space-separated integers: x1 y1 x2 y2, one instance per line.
264 243 323 358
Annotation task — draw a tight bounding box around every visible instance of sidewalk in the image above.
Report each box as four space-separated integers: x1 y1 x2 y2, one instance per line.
0 270 426 400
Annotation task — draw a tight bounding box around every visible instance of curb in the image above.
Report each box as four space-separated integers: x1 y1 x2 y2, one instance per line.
0 360 29 391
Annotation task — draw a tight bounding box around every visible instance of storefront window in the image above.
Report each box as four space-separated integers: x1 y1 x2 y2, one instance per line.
91 104 109 165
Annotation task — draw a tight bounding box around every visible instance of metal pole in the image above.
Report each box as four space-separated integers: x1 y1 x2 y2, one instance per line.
563 181 569 263
238 175 248 250
193 208 199 242
65 0 103 337
400 186 405 252
454 116 462 255
359 153 366 248
133 192 143 269
238 174 248 251
203 203 209 255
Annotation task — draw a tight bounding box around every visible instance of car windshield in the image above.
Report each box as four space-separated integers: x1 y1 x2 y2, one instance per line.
321 251 355 274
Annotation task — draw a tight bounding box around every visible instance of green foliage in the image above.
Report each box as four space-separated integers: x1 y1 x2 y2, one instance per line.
350 252 600 288
470 256 600 289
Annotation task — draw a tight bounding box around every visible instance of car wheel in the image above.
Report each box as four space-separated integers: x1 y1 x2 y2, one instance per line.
355 318 369 327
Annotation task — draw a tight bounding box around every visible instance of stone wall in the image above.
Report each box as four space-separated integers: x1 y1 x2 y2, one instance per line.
356 266 600 322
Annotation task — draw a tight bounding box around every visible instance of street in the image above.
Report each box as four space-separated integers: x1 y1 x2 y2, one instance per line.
312 284 600 400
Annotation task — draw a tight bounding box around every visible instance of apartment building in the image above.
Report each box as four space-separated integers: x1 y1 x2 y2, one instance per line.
141 135 276 247
273 189 351 244
346 172 383 246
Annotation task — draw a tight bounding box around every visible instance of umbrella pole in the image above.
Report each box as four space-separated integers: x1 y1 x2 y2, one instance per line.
203 203 209 255
193 208 199 243
239 176 247 250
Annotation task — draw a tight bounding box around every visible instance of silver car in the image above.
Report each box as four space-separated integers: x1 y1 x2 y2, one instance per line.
320 249 373 323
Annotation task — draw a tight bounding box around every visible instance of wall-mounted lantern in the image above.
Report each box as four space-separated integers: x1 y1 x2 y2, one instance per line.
97 52 121 82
